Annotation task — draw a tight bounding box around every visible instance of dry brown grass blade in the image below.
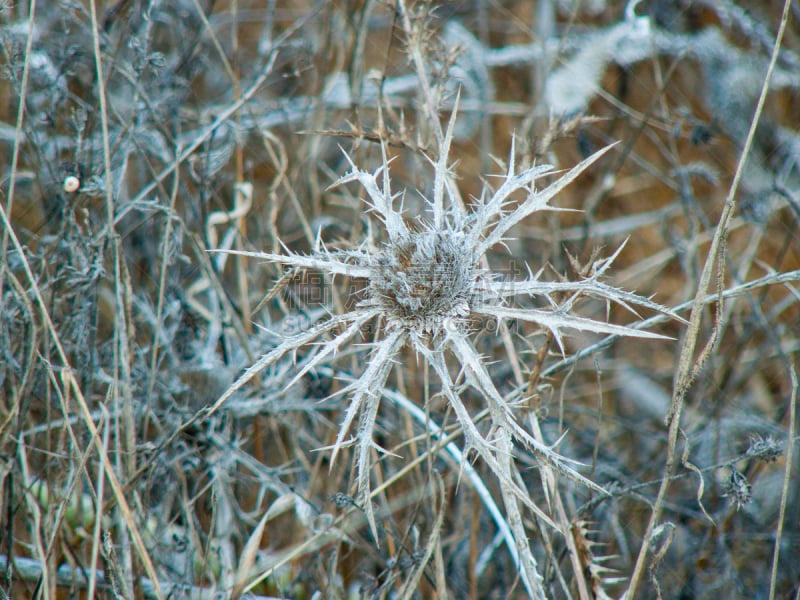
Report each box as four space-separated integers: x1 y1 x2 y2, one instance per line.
231 498 275 600
398 469 446 600
0 201 164 598
769 364 797 600
624 0 794 596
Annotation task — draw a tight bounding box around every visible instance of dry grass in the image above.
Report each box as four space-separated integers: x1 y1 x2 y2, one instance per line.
1 1 798 598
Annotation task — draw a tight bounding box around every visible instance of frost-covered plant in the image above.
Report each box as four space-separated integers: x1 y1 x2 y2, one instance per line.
212 110 675 595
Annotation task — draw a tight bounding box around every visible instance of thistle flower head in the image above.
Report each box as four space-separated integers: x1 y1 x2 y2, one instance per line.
367 228 478 333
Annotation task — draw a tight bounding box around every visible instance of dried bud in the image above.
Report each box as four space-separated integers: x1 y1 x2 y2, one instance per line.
745 435 783 463
723 468 752 511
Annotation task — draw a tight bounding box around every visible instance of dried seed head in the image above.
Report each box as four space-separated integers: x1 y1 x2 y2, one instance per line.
745 434 782 463
368 230 479 333
723 468 752 511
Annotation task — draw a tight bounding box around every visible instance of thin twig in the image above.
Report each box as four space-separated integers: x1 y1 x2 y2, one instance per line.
769 365 797 600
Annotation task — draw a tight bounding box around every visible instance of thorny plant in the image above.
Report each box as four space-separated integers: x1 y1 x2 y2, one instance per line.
212 106 681 596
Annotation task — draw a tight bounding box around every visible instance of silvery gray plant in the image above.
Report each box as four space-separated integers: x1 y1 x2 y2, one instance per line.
211 109 678 596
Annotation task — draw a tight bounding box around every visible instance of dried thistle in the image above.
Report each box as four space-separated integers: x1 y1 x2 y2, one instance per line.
723 467 753 511
211 110 677 595
746 434 783 463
